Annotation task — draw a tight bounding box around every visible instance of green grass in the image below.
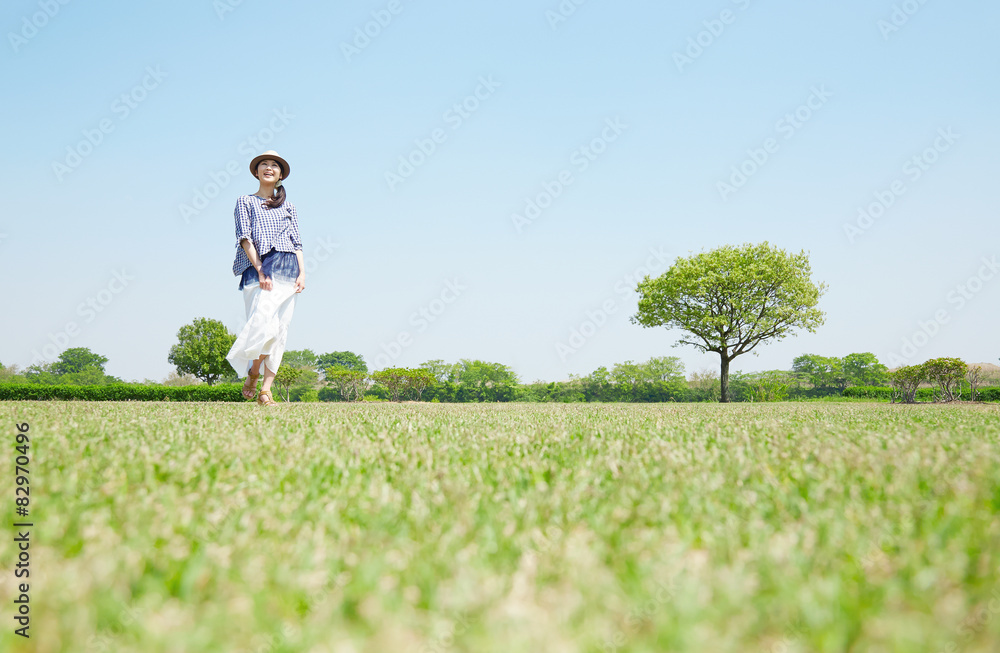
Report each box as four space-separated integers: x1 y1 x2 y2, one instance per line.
2 402 1000 652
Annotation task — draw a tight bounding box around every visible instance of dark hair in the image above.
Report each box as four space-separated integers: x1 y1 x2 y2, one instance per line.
264 183 286 209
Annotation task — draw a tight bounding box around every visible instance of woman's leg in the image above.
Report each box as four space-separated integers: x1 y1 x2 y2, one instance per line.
242 357 266 399
259 356 278 395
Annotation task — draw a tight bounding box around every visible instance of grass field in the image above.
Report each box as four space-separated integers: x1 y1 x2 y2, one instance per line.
2 402 1000 653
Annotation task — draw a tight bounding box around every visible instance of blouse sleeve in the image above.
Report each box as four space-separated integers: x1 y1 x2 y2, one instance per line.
288 203 303 251
235 196 252 245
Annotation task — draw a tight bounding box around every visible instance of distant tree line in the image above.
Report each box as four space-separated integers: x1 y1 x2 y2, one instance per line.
3 328 997 404
1 348 123 386
887 358 986 404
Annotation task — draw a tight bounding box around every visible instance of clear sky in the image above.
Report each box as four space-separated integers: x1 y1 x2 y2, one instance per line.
3 0 998 383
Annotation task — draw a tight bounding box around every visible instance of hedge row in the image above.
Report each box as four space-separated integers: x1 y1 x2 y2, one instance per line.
843 386 1000 402
4 381 998 403
0 383 244 402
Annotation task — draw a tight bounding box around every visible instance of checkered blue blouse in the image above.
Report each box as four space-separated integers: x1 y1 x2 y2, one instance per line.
231 194 302 277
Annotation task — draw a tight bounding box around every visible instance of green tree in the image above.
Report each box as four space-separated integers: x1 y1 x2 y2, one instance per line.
317 351 368 374
452 360 519 387
273 366 306 402
21 348 119 386
22 363 59 385
450 360 518 401
325 366 369 402
589 366 612 387
287 369 320 401
632 242 827 402
0 361 22 382
406 368 436 401
52 347 108 375
419 359 456 383
611 360 643 386
792 354 843 391
278 350 320 400
890 365 924 404
61 367 122 386
923 357 967 402
744 370 792 402
582 366 614 402
167 318 237 385
638 356 686 382
370 368 438 402
282 349 318 372
372 368 410 402
687 368 721 402
842 352 889 387
609 361 644 401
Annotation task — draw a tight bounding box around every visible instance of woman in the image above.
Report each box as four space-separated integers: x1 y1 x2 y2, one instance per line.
226 150 305 406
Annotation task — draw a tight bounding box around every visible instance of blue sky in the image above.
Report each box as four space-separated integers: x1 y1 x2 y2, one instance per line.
3 0 998 383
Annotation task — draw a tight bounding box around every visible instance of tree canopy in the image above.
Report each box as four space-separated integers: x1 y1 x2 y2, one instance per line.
792 354 845 391
842 352 889 387
273 366 306 402
793 353 889 391
52 347 108 375
632 242 827 402
317 351 368 374
419 359 454 383
324 366 369 402
449 360 520 389
371 368 436 402
21 347 120 385
167 318 237 385
282 349 318 371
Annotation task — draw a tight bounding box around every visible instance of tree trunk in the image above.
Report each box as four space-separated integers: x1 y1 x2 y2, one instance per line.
719 356 731 403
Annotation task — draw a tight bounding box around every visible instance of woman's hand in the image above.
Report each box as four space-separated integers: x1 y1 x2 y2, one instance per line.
258 270 273 291
294 274 306 293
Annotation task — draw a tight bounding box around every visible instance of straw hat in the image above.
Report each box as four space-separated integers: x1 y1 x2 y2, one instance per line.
249 150 290 181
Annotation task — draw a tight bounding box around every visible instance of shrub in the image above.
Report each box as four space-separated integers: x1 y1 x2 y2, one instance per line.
922 357 967 402
0 382 243 402
324 367 369 402
975 387 1000 402
889 366 924 404
294 388 320 403
744 371 792 402
842 386 893 400
843 386 1000 402
368 368 440 402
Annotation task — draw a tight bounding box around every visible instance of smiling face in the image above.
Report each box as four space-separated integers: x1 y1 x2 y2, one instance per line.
256 159 283 183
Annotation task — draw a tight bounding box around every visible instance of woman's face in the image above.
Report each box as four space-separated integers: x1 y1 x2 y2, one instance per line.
257 159 282 183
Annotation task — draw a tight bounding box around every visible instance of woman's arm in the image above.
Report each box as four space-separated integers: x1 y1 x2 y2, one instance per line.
294 249 305 293
235 197 272 291
241 238 273 291
289 203 305 293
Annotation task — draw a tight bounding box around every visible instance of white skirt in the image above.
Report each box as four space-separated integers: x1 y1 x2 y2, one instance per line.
226 280 298 378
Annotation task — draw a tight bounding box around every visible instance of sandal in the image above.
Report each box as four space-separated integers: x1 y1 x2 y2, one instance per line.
256 390 278 407
242 372 260 400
